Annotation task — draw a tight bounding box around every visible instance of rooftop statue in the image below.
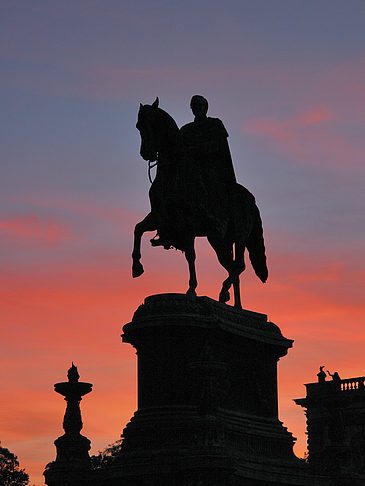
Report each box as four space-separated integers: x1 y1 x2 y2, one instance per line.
132 96 268 308
317 366 326 383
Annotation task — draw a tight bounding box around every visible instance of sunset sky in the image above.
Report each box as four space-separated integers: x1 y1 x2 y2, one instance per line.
1 1 364 484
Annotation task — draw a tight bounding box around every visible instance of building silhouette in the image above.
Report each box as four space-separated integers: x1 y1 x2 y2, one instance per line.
295 372 365 484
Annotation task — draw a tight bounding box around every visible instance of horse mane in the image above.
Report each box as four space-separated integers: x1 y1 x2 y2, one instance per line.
156 107 180 143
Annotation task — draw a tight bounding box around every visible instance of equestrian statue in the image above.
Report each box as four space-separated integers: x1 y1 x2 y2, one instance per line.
132 96 268 309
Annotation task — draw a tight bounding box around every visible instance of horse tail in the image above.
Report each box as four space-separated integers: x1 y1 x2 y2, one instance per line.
246 204 268 283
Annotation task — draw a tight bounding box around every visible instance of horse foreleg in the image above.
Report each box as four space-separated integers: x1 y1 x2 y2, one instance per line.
232 277 241 309
185 239 197 296
132 213 156 278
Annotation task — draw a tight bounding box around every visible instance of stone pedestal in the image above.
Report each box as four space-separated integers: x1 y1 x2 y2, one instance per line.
105 293 311 485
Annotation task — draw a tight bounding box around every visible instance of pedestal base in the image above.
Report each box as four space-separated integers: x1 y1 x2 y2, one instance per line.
104 294 312 485
44 433 92 486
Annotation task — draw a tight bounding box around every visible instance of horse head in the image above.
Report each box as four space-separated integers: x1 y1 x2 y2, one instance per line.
136 97 179 163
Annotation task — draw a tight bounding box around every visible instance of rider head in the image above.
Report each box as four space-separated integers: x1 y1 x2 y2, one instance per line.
190 95 208 120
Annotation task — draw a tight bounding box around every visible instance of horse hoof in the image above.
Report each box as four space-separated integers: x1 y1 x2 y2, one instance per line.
132 262 144 278
219 289 230 303
186 288 196 297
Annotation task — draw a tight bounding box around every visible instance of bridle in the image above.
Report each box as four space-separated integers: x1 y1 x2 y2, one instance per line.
148 157 158 184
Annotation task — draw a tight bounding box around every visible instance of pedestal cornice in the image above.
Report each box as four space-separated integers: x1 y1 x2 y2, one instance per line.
123 293 292 355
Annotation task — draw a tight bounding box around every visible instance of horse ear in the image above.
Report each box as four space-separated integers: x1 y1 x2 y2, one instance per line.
152 97 159 109
139 103 143 108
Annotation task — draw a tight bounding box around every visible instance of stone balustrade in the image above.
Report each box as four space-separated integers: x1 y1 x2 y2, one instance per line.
340 376 365 391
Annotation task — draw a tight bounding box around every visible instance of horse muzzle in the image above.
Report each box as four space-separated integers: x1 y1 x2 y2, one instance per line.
140 150 157 162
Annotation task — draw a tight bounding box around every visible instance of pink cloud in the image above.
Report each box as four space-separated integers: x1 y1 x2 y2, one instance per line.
299 106 337 125
0 194 137 230
0 215 71 243
244 105 364 170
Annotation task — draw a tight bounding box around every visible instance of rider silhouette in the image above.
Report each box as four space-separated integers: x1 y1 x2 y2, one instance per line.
180 95 237 235
133 96 268 305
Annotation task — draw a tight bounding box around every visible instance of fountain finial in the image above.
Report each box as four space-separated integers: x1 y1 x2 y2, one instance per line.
67 362 80 383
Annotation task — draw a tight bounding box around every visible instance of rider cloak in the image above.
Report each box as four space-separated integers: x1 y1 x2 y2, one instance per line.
180 111 237 239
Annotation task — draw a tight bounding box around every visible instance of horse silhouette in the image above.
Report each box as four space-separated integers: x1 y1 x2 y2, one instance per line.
132 97 268 309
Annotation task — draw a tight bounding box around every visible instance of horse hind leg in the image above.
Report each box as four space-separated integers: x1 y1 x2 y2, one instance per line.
232 243 245 309
232 275 242 309
132 213 156 278
208 237 246 308
207 236 234 304
220 254 244 308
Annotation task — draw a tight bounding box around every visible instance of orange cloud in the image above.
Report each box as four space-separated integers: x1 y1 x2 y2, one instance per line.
0 194 138 233
0 215 71 243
